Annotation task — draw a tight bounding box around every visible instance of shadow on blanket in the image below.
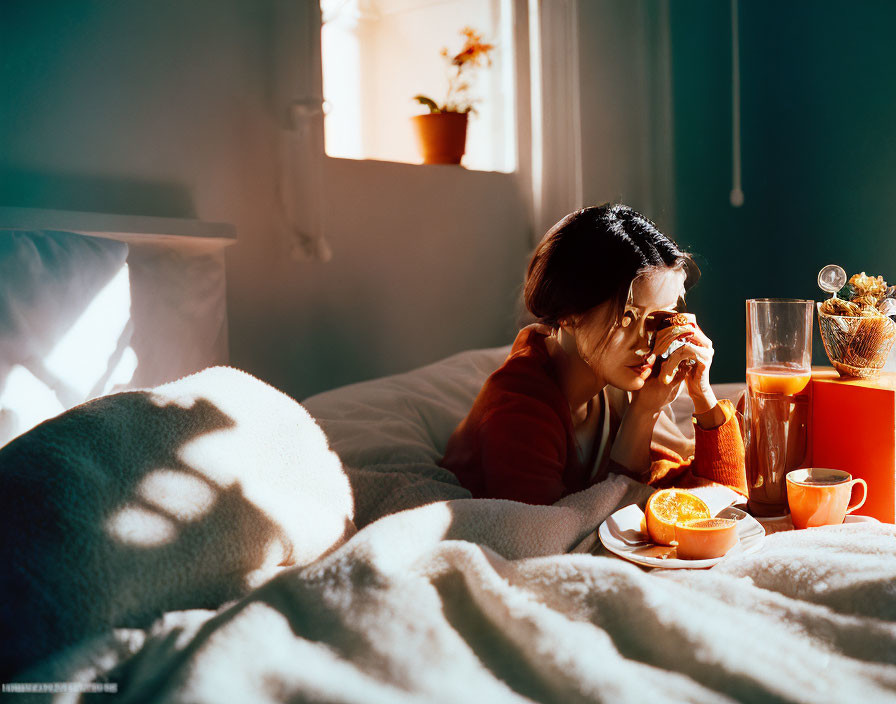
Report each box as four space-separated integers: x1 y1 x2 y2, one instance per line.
0 367 355 681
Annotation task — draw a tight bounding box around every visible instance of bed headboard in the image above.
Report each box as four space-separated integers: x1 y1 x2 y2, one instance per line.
0 206 236 447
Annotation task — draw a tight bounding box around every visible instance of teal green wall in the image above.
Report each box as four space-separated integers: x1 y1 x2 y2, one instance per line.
669 0 896 382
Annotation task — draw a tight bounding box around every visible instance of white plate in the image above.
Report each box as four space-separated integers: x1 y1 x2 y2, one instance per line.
754 513 880 535
597 504 766 570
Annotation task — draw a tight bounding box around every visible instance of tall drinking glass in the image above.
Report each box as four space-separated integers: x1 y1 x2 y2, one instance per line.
744 299 814 516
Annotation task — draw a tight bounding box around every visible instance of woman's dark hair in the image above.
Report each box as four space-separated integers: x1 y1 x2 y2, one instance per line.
524 203 698 327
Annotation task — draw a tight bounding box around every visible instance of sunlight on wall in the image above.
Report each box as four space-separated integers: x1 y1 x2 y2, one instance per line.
321 4 364 159
320 0 516 172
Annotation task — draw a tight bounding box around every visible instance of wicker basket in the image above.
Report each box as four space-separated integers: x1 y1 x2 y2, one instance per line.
817 302 896 378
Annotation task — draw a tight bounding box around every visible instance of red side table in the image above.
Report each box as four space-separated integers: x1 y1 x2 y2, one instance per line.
808 368 896 523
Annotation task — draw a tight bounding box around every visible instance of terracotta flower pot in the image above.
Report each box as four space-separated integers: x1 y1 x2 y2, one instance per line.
411 112 469 165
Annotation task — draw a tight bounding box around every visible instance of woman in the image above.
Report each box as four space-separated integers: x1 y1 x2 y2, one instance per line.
439 204 747 505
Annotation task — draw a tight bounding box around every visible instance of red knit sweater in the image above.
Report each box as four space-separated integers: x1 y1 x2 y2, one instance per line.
440 327 748 505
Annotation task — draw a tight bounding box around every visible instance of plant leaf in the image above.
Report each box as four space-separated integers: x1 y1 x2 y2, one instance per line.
412 95 441 113
837 283 855 300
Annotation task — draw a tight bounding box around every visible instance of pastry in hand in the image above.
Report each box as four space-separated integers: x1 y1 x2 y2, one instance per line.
649 312 694 378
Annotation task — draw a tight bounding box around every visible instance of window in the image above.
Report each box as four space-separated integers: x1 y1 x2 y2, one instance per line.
320 0 517 172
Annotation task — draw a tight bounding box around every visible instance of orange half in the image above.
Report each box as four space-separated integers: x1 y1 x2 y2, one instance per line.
645 489 711 546
673 518 738 560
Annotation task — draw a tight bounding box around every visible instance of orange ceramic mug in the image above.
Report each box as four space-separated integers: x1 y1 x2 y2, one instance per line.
785 468 867 529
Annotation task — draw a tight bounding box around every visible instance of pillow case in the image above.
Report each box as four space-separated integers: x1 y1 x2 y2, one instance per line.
303 346 509 526
0 230 129 446
0 228 232 450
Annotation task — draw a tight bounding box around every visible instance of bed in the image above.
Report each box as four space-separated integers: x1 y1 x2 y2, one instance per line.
3 344 896 703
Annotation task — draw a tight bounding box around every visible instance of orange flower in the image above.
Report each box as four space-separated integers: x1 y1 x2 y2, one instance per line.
449 26 495 68
414 26 495 114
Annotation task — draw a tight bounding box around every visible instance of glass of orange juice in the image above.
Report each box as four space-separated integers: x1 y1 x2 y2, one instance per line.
744 298 814 516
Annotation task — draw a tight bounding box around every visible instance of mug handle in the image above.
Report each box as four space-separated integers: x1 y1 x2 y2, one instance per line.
845 479 868 515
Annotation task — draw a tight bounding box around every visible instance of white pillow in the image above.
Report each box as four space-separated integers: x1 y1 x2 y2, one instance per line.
0 229 231 450
0 230 130 445
303 347 509 526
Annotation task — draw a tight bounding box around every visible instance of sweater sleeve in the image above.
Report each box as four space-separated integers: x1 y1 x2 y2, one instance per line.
639 399 748 497
478 398 569 506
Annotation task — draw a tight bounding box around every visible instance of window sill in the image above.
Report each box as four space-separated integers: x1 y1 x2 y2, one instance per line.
324 154 515 175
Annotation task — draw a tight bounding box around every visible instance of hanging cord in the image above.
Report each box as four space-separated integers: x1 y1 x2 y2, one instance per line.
730 0 744 207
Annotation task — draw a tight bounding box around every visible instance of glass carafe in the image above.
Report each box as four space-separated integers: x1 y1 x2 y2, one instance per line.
744 298 814 516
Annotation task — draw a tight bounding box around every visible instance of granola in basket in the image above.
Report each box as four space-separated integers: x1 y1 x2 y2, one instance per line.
849 272 888 299
818 269 896 377
820 271 892 318
820 297 861 317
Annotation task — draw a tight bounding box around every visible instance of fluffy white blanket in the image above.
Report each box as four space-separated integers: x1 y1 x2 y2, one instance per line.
0 366 354 681
9 349 896 702
23 495 896 703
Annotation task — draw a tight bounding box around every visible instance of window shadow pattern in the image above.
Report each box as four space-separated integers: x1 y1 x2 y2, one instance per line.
0 373 355 681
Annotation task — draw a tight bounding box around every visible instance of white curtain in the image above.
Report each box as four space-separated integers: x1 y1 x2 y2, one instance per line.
526 0 676 240
274 0 332 262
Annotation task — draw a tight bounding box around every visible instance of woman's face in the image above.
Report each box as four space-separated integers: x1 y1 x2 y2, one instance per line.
569 267 687 391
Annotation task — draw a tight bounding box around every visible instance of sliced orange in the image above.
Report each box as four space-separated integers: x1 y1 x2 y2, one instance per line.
645 488 711 546
673 518 738 560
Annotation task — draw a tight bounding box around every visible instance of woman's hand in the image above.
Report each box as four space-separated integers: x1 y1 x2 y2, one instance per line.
631 314 719 418
659 317 718 415
629 317 695 415
614 315 724 474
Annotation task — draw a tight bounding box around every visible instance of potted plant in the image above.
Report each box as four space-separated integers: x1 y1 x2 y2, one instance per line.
412 27 495 165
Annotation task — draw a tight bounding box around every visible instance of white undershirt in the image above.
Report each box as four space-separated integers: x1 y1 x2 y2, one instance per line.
574 388 611 480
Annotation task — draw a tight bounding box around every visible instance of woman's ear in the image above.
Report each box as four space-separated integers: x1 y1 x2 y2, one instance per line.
561 313 582 330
